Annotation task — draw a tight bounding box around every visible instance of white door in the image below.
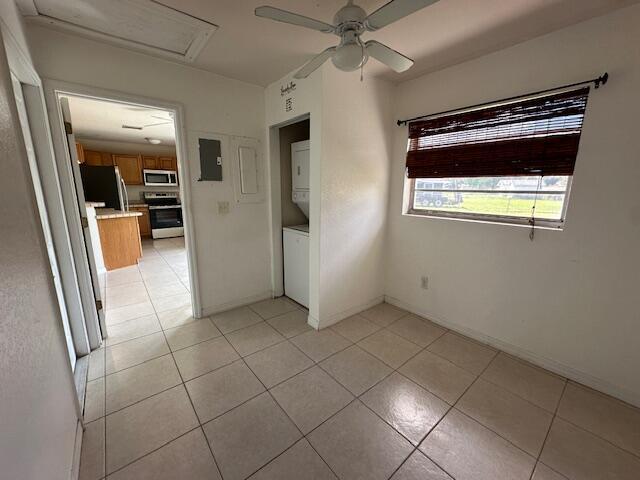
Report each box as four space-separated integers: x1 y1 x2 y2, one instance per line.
283 228 309 308
291 140 310 191
59 97 106 344
11 75 78 368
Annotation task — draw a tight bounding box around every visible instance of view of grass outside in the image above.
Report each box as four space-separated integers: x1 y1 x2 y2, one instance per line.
412 176 569 220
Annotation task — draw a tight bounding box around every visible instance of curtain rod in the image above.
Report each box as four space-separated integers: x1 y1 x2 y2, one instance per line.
396 72 609 126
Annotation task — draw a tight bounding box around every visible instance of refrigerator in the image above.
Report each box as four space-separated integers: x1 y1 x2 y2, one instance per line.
80 165 128 210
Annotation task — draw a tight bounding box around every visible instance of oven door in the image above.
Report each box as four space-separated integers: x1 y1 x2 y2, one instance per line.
149 206 183 229
143 169 178 186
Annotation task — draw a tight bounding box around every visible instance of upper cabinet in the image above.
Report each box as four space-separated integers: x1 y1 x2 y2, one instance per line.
113 154 143 185
75 142 85 163
84 150 114 166
159 156 177 171
142 155 177 172
142 155 158 169
77 144 176 184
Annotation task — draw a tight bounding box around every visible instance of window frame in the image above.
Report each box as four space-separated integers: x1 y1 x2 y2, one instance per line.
405 176 573 229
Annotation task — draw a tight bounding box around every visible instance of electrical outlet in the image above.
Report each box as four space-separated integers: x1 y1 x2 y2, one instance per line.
421 275 429 290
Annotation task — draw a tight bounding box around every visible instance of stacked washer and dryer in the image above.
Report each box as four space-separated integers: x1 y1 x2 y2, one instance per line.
283 140 310 308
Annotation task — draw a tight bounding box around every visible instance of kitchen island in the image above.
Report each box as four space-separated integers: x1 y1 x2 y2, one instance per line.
95 208 143 270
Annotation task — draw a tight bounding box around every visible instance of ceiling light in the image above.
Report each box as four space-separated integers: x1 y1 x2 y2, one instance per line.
146 138 162 145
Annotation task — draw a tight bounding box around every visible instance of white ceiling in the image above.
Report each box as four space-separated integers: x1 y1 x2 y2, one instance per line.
23 0 639 86
65 95 176 145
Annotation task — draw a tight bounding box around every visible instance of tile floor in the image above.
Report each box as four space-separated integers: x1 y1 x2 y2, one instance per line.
80 239 640 479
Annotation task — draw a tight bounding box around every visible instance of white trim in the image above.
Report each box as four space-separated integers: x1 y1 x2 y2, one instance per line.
41 78 203 320
200 290 274 318
43 90 103 348
267 114 311 299
69 420 83 480
319 295 385 329
0 17 39 86
384 294 640 409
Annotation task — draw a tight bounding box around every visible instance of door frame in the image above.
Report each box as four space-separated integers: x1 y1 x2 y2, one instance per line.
42 79 202 319
0 18 83 418
267 113 310 298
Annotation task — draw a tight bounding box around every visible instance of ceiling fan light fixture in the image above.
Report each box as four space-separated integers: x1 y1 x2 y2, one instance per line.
146 137 162 145
331 32 367 72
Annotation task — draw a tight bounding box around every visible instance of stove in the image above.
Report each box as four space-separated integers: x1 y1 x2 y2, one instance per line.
143 192 183 239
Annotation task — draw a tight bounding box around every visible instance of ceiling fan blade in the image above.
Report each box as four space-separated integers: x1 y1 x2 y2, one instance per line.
255 6 335 33
365 40 413 73
294 47 337 79
365 0 439 31
143 121 172 128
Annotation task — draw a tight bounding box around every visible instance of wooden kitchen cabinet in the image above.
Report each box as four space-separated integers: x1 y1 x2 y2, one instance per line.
142 155 158 169
130 205 151 238
158 156 177 170
113 154 143 184
75 142 85 163
97 215 143 270
84 150 114 166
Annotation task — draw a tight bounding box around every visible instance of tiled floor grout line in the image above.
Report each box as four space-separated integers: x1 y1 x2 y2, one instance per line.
385 344 501 480
527 379 568 480
207 317 340 480
96 272 640 479
139 249 226 480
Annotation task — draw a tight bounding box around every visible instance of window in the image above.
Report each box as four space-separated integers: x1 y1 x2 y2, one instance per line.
405 88 589 227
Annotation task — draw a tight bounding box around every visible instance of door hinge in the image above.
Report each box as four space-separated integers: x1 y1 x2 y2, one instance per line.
95 299 103 311
64 121 73 134
80 217 89 228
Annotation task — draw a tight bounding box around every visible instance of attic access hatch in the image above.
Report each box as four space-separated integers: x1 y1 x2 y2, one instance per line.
18 0 217 63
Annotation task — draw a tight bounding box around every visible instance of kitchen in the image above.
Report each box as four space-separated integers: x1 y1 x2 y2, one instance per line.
65 95 190 308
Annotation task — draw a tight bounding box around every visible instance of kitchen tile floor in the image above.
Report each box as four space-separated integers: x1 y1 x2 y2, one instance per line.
80 239 640 479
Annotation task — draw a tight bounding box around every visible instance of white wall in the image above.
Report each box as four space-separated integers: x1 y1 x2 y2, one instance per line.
27 25 272 315
265 66 393 328
0 18 79 479
318 68 394 326
386 4 640 406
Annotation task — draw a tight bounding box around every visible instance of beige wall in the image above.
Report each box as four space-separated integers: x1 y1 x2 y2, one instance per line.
386 4 640 406
28 24 272 315
279 119 309 227
0 27 78 480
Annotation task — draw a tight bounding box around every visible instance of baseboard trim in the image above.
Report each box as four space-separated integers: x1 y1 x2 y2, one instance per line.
318 295 385 329
384 295 640 409
200 291 274 318
69 420 82 480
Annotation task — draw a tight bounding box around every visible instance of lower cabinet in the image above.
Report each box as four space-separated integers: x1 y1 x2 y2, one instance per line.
131 206 151 238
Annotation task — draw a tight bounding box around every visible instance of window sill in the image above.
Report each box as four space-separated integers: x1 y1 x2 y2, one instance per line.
404 209 564 231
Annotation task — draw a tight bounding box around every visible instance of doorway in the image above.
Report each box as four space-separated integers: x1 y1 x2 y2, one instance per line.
44 83 200 355
268 115 311 310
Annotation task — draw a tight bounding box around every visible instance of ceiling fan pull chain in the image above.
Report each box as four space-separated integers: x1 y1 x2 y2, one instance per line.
360 43 364 82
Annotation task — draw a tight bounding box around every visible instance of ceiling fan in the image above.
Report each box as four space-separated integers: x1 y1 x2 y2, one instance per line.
122 115 173 130
255 0 439 79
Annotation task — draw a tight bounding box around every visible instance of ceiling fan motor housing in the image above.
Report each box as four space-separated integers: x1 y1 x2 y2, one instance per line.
333 3 367 34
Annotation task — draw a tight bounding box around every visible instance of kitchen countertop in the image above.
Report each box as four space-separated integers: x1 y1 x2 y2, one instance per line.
86 202 106 208
129 203 148 208
96 208 143 220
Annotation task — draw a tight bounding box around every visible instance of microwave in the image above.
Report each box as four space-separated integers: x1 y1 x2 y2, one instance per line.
143 169 178 187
